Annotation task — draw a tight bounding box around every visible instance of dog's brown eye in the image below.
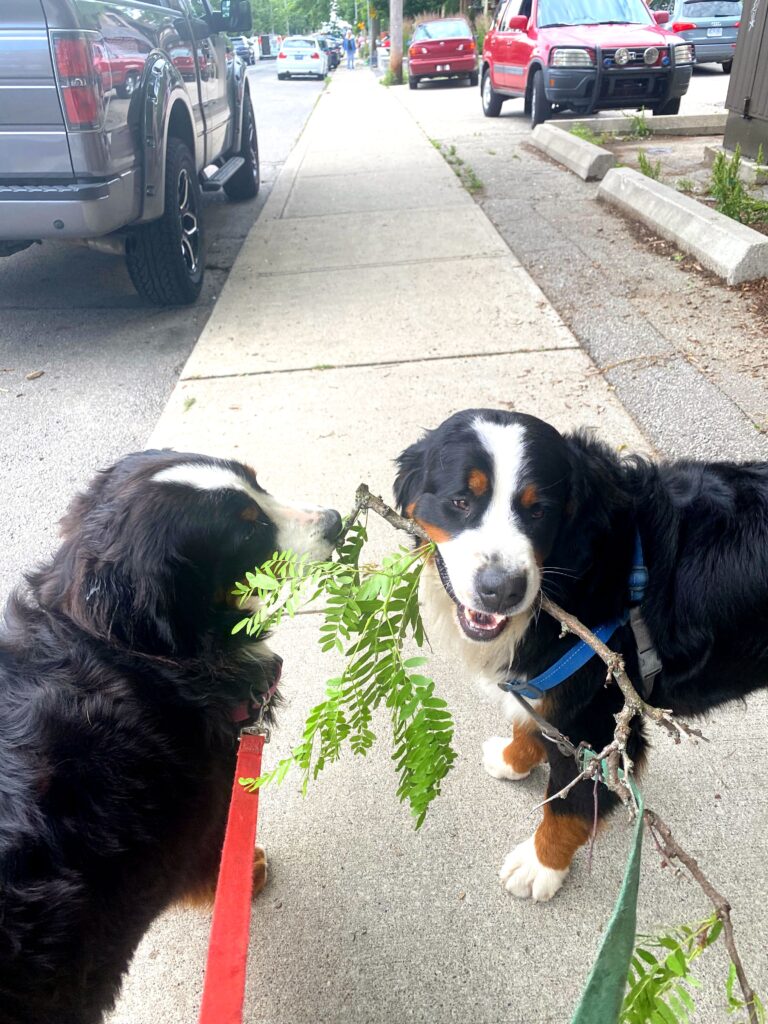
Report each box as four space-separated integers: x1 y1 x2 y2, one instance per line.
529 504 545 519
452 498 470 513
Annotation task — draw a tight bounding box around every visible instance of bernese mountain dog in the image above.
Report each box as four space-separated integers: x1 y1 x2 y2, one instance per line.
395 408 768 902
0 450 341 1024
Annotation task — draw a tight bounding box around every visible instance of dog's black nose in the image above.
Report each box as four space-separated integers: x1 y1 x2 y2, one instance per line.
321 509 343 541
475 567 528 612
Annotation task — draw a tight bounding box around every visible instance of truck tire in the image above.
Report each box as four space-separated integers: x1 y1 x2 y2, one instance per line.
125 137 205 306
117 72 139 98
652 97 680 115
530 69 551 126
482 68 503 117
223 95 260 201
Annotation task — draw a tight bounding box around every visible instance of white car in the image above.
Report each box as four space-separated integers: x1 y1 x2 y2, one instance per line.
277 36 328 79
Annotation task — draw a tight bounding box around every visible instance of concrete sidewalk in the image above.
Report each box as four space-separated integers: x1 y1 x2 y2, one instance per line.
110 69 766 1024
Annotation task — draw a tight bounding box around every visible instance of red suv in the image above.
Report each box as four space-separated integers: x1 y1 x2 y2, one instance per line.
481 0 694 123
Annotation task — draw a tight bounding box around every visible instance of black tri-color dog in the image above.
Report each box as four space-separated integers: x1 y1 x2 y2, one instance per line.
395 409 768 901
0 451 340 1024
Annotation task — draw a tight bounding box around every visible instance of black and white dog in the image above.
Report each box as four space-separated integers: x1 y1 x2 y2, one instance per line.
0 451 340 1024
395 409 768 901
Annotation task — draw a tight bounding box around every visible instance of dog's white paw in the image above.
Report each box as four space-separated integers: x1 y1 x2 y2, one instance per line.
499 836 568 902
482 736 531 780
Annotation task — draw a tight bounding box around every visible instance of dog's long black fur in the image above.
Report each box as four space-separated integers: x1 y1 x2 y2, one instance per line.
395 410 768 842
0 451 328 1024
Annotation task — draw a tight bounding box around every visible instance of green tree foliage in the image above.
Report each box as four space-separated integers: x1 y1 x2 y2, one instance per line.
235 522 457 827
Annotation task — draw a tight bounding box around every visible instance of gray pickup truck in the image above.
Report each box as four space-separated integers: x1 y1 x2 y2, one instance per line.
0 0 259 305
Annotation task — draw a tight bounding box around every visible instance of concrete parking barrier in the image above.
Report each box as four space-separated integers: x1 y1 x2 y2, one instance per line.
531 123 615 181
598 167 768 285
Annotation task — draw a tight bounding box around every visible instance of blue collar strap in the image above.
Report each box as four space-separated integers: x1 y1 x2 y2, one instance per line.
498 530 648 701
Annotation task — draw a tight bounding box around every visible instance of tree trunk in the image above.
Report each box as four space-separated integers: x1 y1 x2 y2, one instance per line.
390 0 403 83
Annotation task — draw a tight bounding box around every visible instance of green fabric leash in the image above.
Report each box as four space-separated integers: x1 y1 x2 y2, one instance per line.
570 759 645 1024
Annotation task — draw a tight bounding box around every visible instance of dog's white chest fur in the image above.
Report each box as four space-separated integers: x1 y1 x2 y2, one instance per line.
420 559 537 724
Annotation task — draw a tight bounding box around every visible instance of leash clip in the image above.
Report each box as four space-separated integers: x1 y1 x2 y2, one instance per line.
241 688 272 742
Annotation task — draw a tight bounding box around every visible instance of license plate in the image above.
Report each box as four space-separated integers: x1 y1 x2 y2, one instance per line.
707 26 723 35
295 54 304 59
436 63 451 70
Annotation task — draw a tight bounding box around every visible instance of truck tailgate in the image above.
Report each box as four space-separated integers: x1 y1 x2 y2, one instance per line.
0 0 74 179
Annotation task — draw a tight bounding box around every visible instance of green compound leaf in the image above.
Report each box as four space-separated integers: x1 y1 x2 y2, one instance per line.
236 521 454 827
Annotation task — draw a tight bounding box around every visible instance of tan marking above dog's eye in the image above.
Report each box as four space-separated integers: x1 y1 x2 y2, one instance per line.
241 505 262 522
468 469 488 497
520 484 539 508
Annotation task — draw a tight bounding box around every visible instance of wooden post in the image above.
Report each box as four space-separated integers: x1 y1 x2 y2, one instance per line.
390 0 403 83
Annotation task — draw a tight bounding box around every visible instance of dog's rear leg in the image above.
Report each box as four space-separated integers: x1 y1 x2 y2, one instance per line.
482 720 547 781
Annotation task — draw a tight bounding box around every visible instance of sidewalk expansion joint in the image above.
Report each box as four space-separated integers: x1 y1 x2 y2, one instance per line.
247 252 511 278
182 345 577 381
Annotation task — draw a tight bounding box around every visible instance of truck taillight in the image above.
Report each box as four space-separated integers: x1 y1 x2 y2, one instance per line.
51 31 105 131
671 20 696 31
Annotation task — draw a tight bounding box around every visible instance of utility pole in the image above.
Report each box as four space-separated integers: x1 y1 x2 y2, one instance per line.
389 0 402 83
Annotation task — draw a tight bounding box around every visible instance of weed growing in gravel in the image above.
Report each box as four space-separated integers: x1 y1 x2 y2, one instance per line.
630 108 652 140
434 141 484 194
710 145 768 225
570 123 608 146
637 150 662 180
676 178 696 194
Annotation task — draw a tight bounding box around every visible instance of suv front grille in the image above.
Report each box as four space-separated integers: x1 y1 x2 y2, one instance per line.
602 46 669 68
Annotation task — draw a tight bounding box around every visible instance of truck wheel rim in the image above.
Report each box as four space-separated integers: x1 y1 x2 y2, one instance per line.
483 74 491 106
246 110 258 174
178 168 199 275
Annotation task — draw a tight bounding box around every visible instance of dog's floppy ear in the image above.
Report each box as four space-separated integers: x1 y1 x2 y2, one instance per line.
394 438 428 514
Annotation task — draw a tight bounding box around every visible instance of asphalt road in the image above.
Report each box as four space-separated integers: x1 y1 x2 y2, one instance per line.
0 61 325 598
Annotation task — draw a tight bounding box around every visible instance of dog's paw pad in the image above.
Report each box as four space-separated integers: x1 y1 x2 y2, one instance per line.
499 837 568 902
482 736 530 780
252 842 268 897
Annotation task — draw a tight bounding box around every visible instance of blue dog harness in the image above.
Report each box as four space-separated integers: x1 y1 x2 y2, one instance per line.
498 533 660 700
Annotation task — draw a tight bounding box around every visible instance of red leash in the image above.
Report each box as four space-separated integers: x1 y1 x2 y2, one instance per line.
198 727 266 1024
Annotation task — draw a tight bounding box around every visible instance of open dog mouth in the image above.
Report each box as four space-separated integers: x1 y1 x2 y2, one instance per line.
434 551 510 642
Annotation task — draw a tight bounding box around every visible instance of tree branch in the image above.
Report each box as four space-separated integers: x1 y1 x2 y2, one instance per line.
346 484 760 1017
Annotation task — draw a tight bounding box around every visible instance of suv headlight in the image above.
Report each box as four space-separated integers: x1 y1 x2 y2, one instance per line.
674 43 695 63
550 47 595 67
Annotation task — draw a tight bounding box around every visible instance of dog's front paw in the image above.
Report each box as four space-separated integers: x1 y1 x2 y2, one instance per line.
252 842 268 898
482 736 531 780
499 837 568 902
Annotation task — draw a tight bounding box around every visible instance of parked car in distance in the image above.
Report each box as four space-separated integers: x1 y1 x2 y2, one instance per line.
229 34 255 64
481 0 694 124
277 36 329 78
408 17 478 89
649 0 740 71
0 0 259 306
315 35 340 69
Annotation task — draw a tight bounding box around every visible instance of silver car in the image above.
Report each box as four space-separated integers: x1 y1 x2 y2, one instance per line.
650 0 741 71
0 0 260 305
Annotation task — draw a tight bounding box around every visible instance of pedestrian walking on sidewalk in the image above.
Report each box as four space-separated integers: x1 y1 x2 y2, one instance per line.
343 30 356 69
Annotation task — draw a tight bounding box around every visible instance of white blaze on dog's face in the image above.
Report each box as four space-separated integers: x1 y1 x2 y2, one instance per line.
394 410 573 645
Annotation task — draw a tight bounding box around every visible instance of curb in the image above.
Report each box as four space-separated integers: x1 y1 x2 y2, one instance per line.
550 112 727 136
531 123 615 181
704 143 768 185
597 167 768 285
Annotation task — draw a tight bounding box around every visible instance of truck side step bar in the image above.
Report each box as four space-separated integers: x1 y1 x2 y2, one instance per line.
201 157 245 192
